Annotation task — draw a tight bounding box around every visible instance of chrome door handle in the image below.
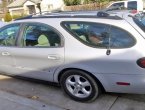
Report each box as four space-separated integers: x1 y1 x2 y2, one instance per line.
48 55 60 60
2 52 10 56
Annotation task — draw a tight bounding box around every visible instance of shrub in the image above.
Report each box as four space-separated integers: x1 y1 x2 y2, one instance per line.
63 0 81 6
4 12 12 22
12 14 27 20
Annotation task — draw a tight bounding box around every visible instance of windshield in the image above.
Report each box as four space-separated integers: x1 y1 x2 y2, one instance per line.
133 13 145 32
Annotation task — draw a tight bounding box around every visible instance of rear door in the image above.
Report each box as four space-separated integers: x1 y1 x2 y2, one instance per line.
62 21 137 75
13 23 64 81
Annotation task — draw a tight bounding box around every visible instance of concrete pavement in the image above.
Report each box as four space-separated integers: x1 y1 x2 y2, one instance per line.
0 90 65 110
0 75 145 110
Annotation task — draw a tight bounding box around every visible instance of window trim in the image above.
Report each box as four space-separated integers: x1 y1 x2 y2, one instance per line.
61 21 136 49
18 22 64 48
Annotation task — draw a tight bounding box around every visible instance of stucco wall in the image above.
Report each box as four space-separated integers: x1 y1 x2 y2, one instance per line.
24 1 39 14
8 0 65 16
41 0 64 11
9 7 24 16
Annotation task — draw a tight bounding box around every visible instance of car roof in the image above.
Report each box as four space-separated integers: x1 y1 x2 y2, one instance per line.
15 11 124 21
13 10 140 24
0 21 6 27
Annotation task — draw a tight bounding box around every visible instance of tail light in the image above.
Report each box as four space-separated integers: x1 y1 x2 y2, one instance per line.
130 10 138 14
137 58 145 68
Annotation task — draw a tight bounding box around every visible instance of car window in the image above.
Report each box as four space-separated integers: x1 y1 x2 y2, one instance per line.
134 13 145 32
22 23 61 47
0 24 20 46
111 2 125 7
62 22 136 48
127 1 137 10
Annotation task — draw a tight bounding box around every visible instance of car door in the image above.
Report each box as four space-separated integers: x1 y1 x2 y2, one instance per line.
13 23 64 81
0 23 21 74
62 21 137 76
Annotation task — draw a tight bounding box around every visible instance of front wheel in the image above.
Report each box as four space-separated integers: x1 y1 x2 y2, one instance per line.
60 70 101 102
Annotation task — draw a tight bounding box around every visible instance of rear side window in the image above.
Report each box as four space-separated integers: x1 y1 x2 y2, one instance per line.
127 1 137 10
62 22 136 48
111 2 124 7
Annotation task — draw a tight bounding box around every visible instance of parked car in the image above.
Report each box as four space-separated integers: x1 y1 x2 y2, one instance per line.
0 11 145 102
107 0 145 12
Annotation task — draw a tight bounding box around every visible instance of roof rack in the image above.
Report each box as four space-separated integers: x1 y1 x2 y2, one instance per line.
15 10 123 21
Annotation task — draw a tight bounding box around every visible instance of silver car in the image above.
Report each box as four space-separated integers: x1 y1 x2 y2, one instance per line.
0 11 145 102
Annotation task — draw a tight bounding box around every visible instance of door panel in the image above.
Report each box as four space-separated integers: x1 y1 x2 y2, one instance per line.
0 47 16 74
13 23 64 81
12 47 64 81
0 24 21 74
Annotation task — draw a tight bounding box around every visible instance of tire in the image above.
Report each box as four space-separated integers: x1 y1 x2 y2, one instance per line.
60 69 101 102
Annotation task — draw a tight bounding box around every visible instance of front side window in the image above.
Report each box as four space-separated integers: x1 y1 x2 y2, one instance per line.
0 24 20 46
22 23 61 47
127 1 137 10
62 22 136 48
134 13 145 32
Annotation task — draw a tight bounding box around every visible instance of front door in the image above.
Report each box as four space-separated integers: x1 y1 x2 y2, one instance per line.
0 23 21 74
13 23 64 81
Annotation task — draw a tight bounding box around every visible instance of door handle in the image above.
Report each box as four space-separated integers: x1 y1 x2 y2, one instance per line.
2 52 10 56
48 55 60 60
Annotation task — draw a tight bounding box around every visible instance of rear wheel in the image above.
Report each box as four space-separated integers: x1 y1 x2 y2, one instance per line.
60 69 101 102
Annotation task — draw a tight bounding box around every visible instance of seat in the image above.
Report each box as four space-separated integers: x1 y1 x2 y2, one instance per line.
79 35 87 41
36 34 50 46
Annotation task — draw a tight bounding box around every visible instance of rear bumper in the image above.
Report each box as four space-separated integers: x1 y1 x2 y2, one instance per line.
96 73 145 94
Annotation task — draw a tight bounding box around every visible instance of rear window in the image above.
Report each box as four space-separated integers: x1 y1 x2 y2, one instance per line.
61 21 136 48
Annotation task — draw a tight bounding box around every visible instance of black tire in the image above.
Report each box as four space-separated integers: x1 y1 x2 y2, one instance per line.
60 69 101 102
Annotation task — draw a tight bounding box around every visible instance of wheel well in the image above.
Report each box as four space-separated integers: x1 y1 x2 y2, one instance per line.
58 68 105 92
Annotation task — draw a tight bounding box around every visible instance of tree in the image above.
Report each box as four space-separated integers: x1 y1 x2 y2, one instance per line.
82 0 90 4
1 0 15 13
1 0 8 13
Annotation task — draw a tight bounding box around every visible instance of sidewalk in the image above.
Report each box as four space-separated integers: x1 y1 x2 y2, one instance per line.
0 90 65 110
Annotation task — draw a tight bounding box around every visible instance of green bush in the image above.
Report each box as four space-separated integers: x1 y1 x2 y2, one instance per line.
12 14 27 20
63 0 81 6
4 12 12 22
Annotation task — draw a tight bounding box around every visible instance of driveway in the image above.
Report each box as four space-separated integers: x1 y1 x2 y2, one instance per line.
0 75 144 110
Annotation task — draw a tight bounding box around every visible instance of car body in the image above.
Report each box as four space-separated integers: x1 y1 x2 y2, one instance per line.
0 11 145 102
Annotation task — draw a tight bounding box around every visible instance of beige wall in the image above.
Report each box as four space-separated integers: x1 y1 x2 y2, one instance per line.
11 9 25 15
9 7 24 16
8 0 65 16
41 0 64 11
24 1 39 14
